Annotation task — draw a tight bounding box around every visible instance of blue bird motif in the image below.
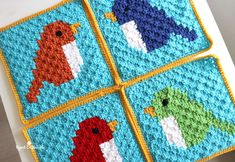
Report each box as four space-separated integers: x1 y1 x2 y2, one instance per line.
105 0 198 53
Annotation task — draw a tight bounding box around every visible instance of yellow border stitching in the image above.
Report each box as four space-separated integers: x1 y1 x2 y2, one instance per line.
198 55 235 162
0 0 212 123
82 0 152 160
123 54 206 88
82 0 122 85
23 85 119 128
22 127 40 162
26 86 120 125
0 0 73 124
198 146 235 162
119 88 153 162
0 50 26 123
0 46 119 124
216 56 235 104
1 0 230 161
190 0 213 49
22 54 235 162
0 0 72 32
0 0 122 124
123 54 235 162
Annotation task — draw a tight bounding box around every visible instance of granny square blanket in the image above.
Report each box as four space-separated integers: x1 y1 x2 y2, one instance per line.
0 0 234 162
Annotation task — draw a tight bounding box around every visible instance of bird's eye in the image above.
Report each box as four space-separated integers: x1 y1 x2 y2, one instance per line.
55 30 62 37
124 6 130 12
162 99 169 107
92 128 99 134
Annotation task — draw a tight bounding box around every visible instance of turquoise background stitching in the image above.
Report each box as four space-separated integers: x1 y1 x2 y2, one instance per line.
88 0 211 81
0 0 234 161
28 93 144 162
126 57 235 161
0 1 114 120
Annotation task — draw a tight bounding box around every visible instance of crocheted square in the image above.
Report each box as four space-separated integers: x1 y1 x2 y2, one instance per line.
1 0 234 161
0 1 114 121
88 0 211 81
24 94 144 162
125 56 235 161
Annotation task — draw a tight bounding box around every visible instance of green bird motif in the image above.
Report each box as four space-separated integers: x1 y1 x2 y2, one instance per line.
144 87 235 148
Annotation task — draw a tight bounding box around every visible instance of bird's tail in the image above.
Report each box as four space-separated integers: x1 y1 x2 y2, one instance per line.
171 22 198 41
213 117 235 135
26 72 43 103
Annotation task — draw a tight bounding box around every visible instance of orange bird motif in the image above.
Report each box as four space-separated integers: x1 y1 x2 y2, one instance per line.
26 21 83 103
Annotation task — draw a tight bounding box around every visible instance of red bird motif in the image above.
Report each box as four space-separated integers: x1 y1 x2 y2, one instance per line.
26 21 83 103
70 117 122 162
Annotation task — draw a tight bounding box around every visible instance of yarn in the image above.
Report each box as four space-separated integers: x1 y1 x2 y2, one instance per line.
0 1 114 120
126 57 235 161
26 21 84 103
90 0 211 81
27 94 144 162
70 117 122 162
0 0 234 162
26 57 235 162
112 0 198 52
150 87 235 148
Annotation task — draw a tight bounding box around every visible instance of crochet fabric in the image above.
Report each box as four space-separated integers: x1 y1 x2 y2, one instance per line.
126 57 235 161
0 1 114 120
28 94 144 162
91 0 211 81
0 0 234 162
26 57 235 162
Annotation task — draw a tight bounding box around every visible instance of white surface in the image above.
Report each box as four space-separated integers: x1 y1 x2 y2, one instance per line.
121 20 148 53
99 138 123 162
207 0 235 62
160 116 187 148
0 0 234 161
0 1 61 162
62 41 84 78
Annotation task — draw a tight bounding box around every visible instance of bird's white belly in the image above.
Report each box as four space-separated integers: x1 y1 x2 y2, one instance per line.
160 116 187 148
62 41 84 78
120 20 148 53
99 138 122 162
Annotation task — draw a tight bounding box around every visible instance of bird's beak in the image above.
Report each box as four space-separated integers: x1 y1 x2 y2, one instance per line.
108 120 118 132
104 12 117 22
144 106 157 117
70 22 81 34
